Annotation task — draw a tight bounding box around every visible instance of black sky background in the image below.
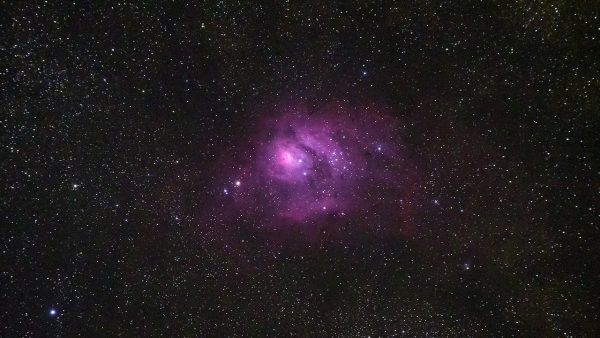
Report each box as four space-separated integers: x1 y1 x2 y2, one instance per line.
3 1 600 336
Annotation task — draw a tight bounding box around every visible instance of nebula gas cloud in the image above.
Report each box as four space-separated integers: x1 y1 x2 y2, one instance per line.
220 102 420 235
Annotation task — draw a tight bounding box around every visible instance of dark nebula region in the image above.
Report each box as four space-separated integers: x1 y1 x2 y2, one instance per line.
220 103 418 237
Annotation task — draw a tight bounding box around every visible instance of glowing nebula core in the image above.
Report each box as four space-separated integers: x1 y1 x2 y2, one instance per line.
223 102 419 234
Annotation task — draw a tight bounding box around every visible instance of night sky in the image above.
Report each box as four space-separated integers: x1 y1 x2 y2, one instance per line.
3 1 600 337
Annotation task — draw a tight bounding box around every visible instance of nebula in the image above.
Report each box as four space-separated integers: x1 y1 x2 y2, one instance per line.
221 102 420 235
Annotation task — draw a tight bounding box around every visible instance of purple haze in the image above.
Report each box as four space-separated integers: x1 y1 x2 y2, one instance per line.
221 102 420 236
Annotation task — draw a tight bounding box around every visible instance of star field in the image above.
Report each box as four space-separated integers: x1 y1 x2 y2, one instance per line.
3 1 600 337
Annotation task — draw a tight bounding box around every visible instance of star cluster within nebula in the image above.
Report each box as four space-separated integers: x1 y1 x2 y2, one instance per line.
221 103 419 235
